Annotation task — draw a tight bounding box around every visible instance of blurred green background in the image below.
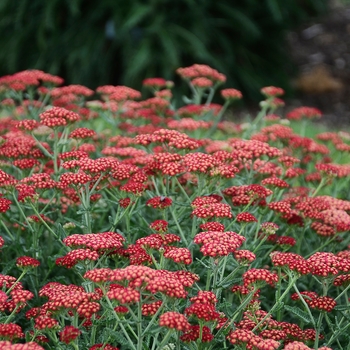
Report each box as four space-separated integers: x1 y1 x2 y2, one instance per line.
0 0 329 101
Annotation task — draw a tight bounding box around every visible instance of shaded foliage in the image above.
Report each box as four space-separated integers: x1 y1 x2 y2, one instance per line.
0 0 328 100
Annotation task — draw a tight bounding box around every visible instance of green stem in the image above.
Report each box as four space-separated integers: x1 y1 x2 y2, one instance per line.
0 219 15 240
252 274 299 332
211 258 221 296
170 208 188 246
314 312 324 350
137 301 143 350
4 304 20 324
205 87 216 105
252 234 269 254
311 178 327 198
306 235 339 258
276 268 283 321
205 100 231 139
30 133 54 159
6 270 27 295
11 192 34 233
242 102 270 139
142 298 165 336
334 284 350 302
53 129 60 176
28 202 59 239
157 329 175 349
291 278 316 328
174 177 191 203
218 265 241 287
212 289 257 342
225 199 254 232
104 295 137 350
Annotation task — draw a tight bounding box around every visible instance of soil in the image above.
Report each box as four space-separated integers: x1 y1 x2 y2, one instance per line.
285 0 350 128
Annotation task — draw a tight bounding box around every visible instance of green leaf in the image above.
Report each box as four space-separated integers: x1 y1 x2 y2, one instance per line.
102 327 128 345
169 24 211 60
334 305 350 311
124 39 152 83
284 305 312 324
158 31 180 68
123 4 153 31
274 301 285 312
267 0 283 22
216 4 261 39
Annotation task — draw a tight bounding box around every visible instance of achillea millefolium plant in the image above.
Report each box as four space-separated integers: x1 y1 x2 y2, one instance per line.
0 64 349 349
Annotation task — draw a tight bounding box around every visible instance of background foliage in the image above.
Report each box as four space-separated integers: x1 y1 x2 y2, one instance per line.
0 0 328 100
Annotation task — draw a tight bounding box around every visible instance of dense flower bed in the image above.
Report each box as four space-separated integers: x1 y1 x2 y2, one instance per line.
0 64 349 349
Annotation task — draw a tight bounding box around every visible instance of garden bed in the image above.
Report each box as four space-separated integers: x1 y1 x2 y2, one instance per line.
0 64 349 349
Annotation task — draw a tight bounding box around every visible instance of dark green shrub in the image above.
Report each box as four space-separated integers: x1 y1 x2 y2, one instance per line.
0 0 328 100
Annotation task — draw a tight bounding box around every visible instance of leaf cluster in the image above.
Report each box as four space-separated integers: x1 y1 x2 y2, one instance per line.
0 0 328 100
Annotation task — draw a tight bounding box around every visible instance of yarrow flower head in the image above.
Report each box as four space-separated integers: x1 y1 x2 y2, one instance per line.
0 323 25 341
287 107 322 120
176 64 226 85
39 106 80 127
194 231 245 257
0 196 11 213
260 86 285 98
199 221 225 232
236 212 258 223
16 256 40 269
243 268 279 287
89 344 120 350
180 325 214 343
260 222 279 236
142 77 172 90
221 88 243 101
291 291 336 312
271 252 310 275
149 220 168 232
146 196 173 209
59 326 81 344
159 311 191 331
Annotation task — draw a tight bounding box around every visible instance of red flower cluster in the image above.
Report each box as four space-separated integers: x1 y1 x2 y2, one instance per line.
271 252 310 275
56 249 99 268
223 184 272 206
185 290 220 323
243 268 279 287
39 107 80 127
287 107 322 120
149 220 168 232
199 221 225 232
260 86 285 97
176 64 226 84
236 212 258 223
69 127 96 139
194 231 245 257
16 256 40 268
0 340 45 349
221 88 243 100
291 291 336 312
0 196 11 213
180 325 214 342
142 300 162 316
146 196 172 209
163 247 192 265
63 232 124 253
159 311 191 331
0 323 24 341
135 129 200 150
107 285 140 304
307 252 350 277
59 325 81 344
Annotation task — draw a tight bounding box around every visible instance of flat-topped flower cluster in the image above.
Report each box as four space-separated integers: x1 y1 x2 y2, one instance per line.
0 64 349 349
